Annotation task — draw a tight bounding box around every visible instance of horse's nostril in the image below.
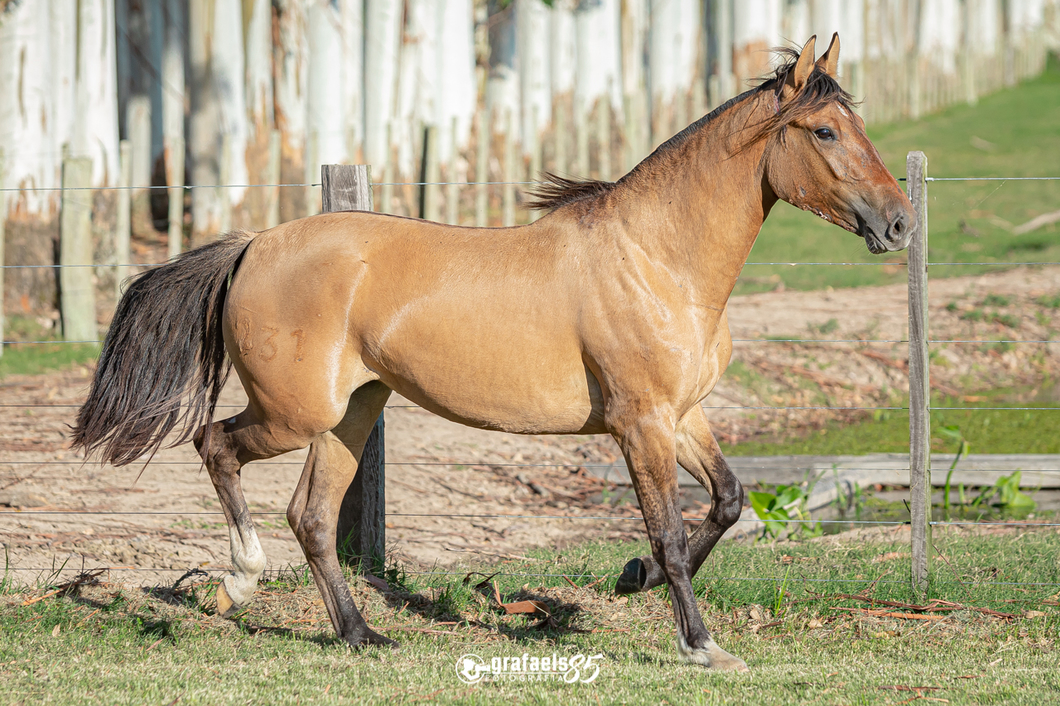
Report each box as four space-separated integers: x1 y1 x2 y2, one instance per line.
893 219 902 234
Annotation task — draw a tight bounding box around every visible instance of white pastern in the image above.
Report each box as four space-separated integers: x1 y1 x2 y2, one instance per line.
225 523 267 606
676 635 750 672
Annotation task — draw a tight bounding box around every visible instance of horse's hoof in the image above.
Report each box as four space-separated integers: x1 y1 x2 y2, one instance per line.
215 582 241 619
677 636 749 672
615 556 666 594
347 629 399 650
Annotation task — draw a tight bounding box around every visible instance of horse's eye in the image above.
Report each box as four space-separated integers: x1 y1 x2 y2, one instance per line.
814 127 835 141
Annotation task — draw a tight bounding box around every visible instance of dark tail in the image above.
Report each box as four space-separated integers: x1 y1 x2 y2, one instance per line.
71 231 254 466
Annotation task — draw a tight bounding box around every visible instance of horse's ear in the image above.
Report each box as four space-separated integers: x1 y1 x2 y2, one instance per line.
815 33 840 78
786 35 817 95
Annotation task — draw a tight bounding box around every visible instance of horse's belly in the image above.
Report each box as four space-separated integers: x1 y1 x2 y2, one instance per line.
372 352 605 435
361 314 604 434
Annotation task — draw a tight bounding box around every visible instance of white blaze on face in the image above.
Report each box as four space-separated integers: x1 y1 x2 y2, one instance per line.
837 105 848 118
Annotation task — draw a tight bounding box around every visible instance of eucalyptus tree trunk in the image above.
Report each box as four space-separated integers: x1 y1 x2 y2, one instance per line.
648 0 699 141
0 0 63 218
273 0 309 219
574 0 621 122
517 0 551 159
73 0 121 187
487 0 520 138
364 0 404 169
308 0 347 176
341 0 365 162
435 0 476 164
398 0 438 177
733 0 780 83
242 0 275 227
189 0 249 244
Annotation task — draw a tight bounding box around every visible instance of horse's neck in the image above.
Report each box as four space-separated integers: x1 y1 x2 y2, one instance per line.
620 94 778 305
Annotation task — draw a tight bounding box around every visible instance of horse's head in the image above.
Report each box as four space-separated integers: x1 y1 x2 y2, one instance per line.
759 35 915 254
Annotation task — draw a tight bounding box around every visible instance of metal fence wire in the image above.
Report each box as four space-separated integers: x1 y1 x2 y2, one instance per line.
1 159 1058 592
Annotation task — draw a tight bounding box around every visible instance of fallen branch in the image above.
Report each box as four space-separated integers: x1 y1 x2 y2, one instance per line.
1013 209 1060 235
21 569 105 606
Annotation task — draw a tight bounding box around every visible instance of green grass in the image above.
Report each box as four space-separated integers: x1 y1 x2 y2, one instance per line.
721 388 1060 457
738 54 1060 295
2 531 1058 704
0 343 100 378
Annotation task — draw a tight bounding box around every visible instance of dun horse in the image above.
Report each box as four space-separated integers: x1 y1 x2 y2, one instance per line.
73 35 914 671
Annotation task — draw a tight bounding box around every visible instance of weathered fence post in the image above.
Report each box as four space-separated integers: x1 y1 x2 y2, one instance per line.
167 137 185 259
907 151 931 597
503 109 516 227
321 164 386 569
475 108 489 227
115 140 132 300
266 130 281 229
446 117 460 225
60 156 97 343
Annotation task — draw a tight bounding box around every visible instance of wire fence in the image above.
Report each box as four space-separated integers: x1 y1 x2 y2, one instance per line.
1 164 1059 592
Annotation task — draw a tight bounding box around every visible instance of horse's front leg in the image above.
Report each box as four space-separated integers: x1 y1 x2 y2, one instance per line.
616 405 744 594
612 411 748 671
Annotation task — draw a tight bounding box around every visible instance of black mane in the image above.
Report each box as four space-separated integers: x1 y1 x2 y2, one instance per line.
525 46 855 213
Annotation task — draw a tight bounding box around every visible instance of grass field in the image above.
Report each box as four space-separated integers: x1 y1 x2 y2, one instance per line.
736 53 1060 295
722 386 1060 457
2 529 1058 704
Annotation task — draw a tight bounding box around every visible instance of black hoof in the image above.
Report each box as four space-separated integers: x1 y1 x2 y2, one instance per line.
616 556 666 594
615 557 646 594
346 629 399 650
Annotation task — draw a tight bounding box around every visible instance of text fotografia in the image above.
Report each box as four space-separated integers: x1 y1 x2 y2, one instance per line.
456 652 604 684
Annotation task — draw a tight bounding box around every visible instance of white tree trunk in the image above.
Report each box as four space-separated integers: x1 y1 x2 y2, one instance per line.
162 0 185 181
308 0 347 171
648 0 699 125
487 0 520 137
435 0 475 163
550 0 578 100
51 0 78 181
364 0 403 168
341 0 365 161
274 0 308 153
733 0 782 82
0 0 61 217
919 0 961 73
189 0 248 242
518 0 551 157
245 0 274 137
73 0 120 186
397 0 437 175
574 0 621 119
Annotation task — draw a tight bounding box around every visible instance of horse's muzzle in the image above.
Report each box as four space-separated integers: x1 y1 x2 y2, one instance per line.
857 199 916 254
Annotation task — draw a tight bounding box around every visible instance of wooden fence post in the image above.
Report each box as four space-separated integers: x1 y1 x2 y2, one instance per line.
60 156 97 343
907 150 931 598
167 137 185 259
502 109 516 227
321 164 386 569
266 130 282 229
446 117 460 225
115 141 132 300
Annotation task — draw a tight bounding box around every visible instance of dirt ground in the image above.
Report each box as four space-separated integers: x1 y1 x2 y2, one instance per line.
1 265 1057 587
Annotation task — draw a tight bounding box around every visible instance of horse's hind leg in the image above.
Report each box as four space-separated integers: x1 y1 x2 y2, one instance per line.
194 412 309 617
286 381 395 648
616 406 743 594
